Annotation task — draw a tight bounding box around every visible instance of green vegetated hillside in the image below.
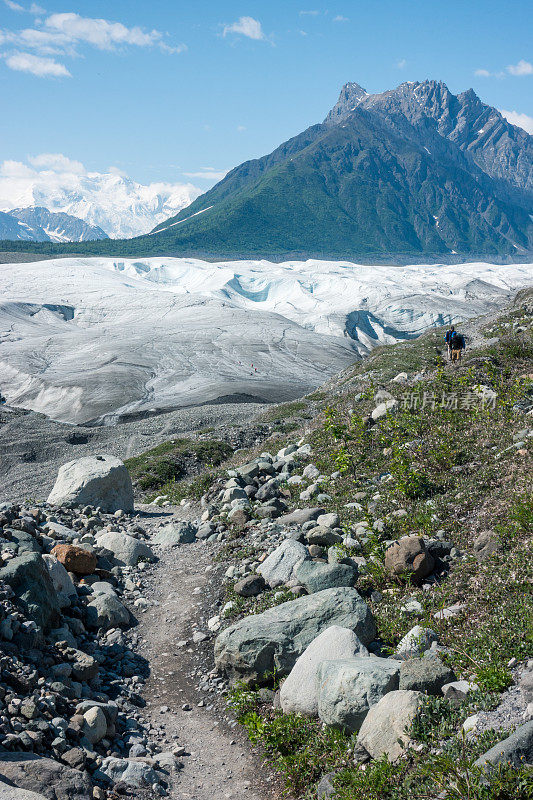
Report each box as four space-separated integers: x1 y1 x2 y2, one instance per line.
133 292 533 798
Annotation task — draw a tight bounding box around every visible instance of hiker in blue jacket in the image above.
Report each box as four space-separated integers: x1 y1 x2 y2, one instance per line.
449 330 466 363
444 326 456 360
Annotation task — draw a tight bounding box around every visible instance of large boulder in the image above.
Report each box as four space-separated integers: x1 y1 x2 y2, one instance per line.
357 690 423 761
258 539 309 588
214 587 376 684
47 455 134 513
50 544 96 575
0 752 92 799
280 626 369 717
0 552 60 631
96 531 154 567
295 561 357 593
384 536 434 583
317 657 401 732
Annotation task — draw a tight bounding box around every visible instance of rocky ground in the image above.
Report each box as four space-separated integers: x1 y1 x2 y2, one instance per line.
0 400 269 505
0 291 532 800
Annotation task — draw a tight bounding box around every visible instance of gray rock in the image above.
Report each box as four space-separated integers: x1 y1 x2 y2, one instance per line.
0 752 92 799
395 626 439 659
214 587 376 684
100 757 159 787
82 705 107 744
96 530 154 566
280 626 369 716
316 513 340 529
316 771 336 798
42 555 77 603
277 508 326 525
317 657 401 732
70 650 98 682
295 561 357 593
86 592 130 629
153 521 197 547
0 791 48 800
47 454 134 513
258 539 309 588
441 680 479 701
474 720 533 769
357 690 423 761
399 657 455 694
234 574 266 597
196 521 216 540
306 527 343 547
0 552 60 631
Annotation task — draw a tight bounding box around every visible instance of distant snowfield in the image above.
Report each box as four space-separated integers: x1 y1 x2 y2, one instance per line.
0 257 531 424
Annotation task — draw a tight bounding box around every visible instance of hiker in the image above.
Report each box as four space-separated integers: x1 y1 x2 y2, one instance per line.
450 330 466 363
444 325 455 360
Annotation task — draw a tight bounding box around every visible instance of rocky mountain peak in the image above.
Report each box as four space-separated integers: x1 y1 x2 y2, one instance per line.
324 81 368 124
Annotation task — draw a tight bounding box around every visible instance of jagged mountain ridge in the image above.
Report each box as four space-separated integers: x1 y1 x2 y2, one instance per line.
324 80 533 208
0 206 108 242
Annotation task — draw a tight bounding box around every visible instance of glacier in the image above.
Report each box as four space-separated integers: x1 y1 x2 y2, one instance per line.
0 257 531 425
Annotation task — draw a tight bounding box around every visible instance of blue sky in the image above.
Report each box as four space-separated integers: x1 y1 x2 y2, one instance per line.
1 0 532 188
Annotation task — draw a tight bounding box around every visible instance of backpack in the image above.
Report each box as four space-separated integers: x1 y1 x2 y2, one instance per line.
451 332 464 349
445 330 454 343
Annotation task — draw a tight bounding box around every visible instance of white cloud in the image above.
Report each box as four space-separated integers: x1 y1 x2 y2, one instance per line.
500 109 533 134
236 125 246 132
507 59 533 76
474 68 491 77
0 11 185 76
3 0 25 11
299 10 320 15
44 13 161 50
333 15 349 22
28 152 85 172
4 50 71 76
2 0 46 12
183 168 228 180
223 16 265 40
397 58 406 69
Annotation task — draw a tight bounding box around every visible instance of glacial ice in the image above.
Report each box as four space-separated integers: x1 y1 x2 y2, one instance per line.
0 257 531 424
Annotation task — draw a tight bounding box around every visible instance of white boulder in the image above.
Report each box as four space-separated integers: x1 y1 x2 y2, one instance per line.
280 625 369 717
357 689 423 761
47 455 134 513
258 539 309 588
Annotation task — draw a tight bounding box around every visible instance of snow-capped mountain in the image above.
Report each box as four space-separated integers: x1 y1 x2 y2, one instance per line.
8 207 107 242
0 157 201 239
0 256 530 424
0 207 107 242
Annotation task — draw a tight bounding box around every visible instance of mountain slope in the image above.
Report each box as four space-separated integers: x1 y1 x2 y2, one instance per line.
8 207 107 242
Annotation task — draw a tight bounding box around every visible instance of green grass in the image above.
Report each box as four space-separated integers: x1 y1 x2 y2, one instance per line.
125 437 232 493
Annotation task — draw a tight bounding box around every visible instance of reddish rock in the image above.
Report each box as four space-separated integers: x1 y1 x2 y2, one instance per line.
51 544 97 575
384 536 434 583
